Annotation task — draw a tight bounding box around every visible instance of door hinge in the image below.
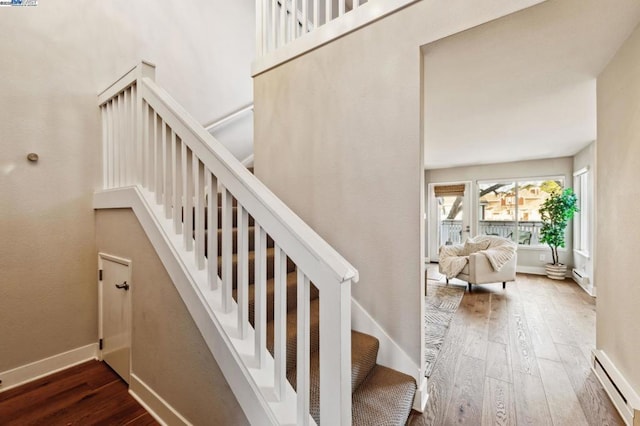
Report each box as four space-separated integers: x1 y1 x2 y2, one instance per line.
99 269 103 281
99 338 103 350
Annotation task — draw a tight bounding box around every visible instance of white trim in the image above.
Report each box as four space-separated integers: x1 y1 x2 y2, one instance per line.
241 153 254 168
204 103 254 132
516 265 547 275
129 373 192 426
350 299 418 379
0 343 98 393
593 350 640 425
252 0 419 76
573 249 591 259
573 166 590 177
413 377 429 412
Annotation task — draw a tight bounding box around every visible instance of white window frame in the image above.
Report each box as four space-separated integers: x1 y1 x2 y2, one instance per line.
573 167 590 257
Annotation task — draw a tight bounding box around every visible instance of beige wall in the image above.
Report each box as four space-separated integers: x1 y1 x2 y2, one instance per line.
0 0 253 372
253 0 545 369
96 209 249 425
596 23 640 391
425 157 575 271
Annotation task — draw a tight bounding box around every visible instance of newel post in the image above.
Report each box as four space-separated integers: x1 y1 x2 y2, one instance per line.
319 278 352 425
136 61 156 187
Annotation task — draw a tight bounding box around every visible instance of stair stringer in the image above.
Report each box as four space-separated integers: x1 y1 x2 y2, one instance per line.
351 299 428 412
94 186 301 426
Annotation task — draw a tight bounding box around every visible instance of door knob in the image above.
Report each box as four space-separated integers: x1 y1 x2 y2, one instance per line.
115 281 130 291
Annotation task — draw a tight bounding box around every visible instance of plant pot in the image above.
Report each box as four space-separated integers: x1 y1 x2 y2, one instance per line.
545 263 567 280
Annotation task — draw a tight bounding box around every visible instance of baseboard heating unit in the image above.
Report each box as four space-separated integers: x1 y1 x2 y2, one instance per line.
592 350 640 425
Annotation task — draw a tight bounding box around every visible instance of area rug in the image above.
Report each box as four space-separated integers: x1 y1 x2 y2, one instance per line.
424 275 465 377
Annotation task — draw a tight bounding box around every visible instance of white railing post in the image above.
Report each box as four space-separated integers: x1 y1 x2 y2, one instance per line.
136 62 155 186
320 279 352 425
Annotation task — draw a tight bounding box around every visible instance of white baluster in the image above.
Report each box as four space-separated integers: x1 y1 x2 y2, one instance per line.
144 103 152 190
353 0 360 9
133 84 142 185
130 86 137 185
102 104 109 188
163 122 171 218
280 0 286 48
256 0 264 56
122 89 129 186
194 158 206 270
271 0 277 52
172 131 182 234
320 281 352 425
254 224 267 366
326 0 332 24
155 114 163 205
313 0 319 28
338 0 345 17
182 143 193 252
289 0 296 42
207 171 218 290
302 0 308 34
117 92 124 187
112 96 120 187
237 205 249 338
297 270 311 425
221 187 233 312
274 245 287 399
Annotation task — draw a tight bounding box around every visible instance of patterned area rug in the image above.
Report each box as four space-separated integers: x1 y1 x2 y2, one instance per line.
424 271 465 377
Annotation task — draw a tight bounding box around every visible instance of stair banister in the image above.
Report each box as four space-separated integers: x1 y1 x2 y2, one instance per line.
98 62 358 425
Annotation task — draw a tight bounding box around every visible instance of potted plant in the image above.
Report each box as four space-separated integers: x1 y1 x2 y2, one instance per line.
538 188 579 280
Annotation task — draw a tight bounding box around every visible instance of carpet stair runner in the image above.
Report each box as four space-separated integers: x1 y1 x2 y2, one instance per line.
195 174 416 424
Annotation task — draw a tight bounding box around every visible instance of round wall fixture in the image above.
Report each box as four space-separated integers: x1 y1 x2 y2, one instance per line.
27 153 39 162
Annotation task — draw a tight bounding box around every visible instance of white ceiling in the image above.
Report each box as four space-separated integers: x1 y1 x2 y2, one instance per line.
423 0 640 169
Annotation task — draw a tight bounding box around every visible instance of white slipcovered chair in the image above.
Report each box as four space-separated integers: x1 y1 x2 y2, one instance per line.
438 235 517 291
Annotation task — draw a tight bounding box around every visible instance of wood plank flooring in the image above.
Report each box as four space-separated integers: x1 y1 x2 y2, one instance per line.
409 271 623 426
0 360 158 425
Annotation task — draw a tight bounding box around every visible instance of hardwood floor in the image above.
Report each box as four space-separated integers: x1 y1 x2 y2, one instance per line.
409 271 623 426
0 360 158 425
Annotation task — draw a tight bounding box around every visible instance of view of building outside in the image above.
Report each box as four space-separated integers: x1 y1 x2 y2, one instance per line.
478 179 562 245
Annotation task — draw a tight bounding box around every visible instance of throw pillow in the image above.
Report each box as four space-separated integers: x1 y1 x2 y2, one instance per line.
460 239 490 256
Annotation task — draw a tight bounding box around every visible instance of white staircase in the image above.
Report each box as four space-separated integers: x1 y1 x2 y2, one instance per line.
95 61 358 425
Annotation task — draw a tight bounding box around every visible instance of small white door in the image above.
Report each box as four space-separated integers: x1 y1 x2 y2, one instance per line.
428 182 472 261
99 253 132 384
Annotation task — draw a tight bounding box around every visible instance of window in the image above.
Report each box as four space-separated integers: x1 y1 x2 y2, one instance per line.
573 168 589 254
478 178 564 246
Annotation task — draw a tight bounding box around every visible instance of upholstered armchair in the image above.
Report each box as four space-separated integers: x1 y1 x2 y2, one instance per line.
439 236 517 291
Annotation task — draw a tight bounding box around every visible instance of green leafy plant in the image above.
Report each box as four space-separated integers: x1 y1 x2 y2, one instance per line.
539 188 579 265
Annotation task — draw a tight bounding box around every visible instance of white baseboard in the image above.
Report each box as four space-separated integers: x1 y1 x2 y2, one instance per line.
0 343 98 393
129 373 192 426
573 278 596 297
516 265 547 275
351 298 419 380
413 376 429 412
592 349 640 425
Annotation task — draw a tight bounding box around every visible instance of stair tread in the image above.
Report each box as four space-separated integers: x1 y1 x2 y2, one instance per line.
287 330 380 424
352 365 416 426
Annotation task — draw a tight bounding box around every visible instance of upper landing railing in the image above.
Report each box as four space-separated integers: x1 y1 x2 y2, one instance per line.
253 0 419 75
